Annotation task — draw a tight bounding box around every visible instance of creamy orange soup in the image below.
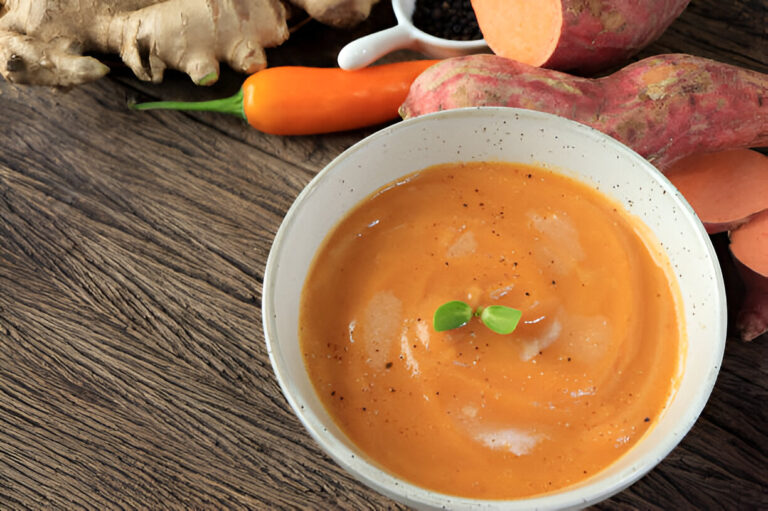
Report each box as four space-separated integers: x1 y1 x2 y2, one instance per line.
300 161 682 499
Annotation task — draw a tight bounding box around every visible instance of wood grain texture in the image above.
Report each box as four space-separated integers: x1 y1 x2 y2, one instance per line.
1 0 766 509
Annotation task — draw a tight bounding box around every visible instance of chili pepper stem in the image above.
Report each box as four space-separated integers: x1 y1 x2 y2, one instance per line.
131 89 246 120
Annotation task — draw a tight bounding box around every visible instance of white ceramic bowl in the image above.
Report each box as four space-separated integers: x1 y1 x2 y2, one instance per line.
263 108 726 510
337 0 488 70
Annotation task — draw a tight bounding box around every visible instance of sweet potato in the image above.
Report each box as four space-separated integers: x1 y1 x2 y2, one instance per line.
731 209 768 279
731 209 768 341
661 150 768 340
735 261 768 342
666 150 768 234
400 54 768 169
470 0 689 73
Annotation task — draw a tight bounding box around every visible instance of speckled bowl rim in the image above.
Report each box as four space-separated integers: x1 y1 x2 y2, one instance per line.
263 107 727 510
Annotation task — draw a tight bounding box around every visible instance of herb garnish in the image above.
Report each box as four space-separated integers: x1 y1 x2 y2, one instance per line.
433 301 522 334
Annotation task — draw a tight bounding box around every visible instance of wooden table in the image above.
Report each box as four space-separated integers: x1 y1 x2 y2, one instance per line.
1 1 766 508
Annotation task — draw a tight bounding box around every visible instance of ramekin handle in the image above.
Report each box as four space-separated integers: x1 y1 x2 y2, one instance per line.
337 25 414 70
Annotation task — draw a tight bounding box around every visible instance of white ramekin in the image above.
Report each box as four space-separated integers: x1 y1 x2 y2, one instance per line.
337 0 488 70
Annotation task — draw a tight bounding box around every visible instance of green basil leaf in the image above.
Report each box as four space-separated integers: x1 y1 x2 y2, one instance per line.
480 305 522 335
433 300 473 332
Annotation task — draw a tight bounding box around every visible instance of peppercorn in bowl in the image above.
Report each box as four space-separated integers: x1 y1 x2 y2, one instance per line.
338 0 488 70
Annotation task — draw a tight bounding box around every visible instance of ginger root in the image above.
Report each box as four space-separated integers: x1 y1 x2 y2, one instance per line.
0 0 377 87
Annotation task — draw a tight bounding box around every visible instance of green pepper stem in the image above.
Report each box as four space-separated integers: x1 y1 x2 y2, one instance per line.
132 89 246 120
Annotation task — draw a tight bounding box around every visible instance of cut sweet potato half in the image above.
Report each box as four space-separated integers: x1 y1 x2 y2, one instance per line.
470 0 690 73
730 209 768 279
666 149 768 234
735 261 768 341
469 0 562 68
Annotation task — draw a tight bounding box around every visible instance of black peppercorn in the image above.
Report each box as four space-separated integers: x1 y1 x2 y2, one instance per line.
412 0 483 41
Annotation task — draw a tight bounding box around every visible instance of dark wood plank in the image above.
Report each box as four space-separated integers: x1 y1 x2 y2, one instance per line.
0 76 402 510
0 0 766 509
637 0 767 72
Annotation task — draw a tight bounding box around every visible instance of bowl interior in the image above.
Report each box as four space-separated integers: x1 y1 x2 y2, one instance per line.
263 108 726 510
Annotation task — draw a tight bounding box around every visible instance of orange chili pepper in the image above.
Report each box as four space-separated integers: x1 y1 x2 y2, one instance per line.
132 60 439 136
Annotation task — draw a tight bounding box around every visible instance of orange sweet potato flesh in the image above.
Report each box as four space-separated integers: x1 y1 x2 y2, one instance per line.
663 150 768 340
731 209 768 279
401 54 768 170
470 0 690 73
731 210 768 341
666 150 768 234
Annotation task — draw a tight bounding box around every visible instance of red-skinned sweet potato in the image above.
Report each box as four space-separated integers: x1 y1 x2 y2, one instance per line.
731 209 768 280
735 261 768 342
471 0 690 73
400 54 768 170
